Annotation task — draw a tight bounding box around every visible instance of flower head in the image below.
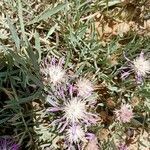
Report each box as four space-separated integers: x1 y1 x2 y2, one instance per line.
66 125 86 144
133 53 150 77
48 65 65 85
0 136 20 150
114 104 133 123
46 83 98 149
77 78 94 97
47 95 98 133
41 57 65 85
63 97 98 126
122 52 150 83
64 97 86 123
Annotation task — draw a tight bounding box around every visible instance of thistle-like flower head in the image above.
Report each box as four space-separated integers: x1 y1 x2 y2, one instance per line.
66 125 86 144
46 83 98 149
133 53 150 77
47 95 98 132
48 65 65 85
77 78 94 97
41 57 65 85
64 97 87 123
122 52 150 83
115 104 133 123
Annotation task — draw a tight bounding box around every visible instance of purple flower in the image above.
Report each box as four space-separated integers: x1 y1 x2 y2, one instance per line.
121 52 150 83
133 52 150 76
114 104 134 123
40 57 66 85
0 136 20 150
46 83 99 149
76 78 94 98
43 64 98 149
47 96 98 132
66 125 86 144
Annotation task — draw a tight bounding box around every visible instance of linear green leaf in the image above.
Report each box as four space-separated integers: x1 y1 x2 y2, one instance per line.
6 15 20 50
35 31 41 63
46 23 58 39
28 3 66 25
18 0 28 46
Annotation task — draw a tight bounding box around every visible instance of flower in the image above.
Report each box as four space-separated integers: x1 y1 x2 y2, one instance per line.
66 125 86 144
77 78 94 97
46 83 98 149
121 52 150 83
0 136 20 150
48 65 65 85
41 57 65 85
118 143 128 150
114 104 133 123
64 97 87 123
47 97 98 132
133 53 150 78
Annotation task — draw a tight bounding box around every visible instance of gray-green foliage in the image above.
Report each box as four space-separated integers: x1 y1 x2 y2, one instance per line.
0 0 149 149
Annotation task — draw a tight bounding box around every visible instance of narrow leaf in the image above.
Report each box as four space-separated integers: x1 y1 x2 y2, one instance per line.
6 15 20 50
28 3 66 25
35 31 41 63
18 0 28 46
46 23 58 39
